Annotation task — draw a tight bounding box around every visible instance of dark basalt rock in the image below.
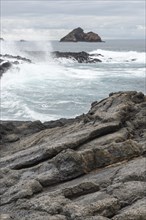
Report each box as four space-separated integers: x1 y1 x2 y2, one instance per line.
0 61 12 77
0 54 32 77
52 51 102 63
60 27 102 42
0 54 31 63
0 91 146 219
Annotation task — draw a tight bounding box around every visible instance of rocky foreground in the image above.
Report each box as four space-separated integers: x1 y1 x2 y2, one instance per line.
0 91 146 220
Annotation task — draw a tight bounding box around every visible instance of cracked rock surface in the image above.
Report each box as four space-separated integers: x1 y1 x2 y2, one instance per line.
0 91 146 219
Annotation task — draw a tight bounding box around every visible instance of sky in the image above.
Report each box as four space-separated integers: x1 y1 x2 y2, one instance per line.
1 0 146 40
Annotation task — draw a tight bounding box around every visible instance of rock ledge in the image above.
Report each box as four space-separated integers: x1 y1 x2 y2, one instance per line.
0 91 146 220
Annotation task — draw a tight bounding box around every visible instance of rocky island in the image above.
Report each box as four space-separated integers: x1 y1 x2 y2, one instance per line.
0 91 146 220
60 27 102 42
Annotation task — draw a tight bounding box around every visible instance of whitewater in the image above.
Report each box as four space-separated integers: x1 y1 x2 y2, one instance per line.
1 40 145 121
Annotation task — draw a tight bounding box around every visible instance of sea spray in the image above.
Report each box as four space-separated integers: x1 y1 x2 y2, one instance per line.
1 40 145 121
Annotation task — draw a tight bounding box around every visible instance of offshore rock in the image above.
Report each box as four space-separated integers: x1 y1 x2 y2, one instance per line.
0 91 146 219
60 27 102 42
52 51 102 63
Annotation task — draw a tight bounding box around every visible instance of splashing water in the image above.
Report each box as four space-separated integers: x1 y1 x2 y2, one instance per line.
1 40 145 121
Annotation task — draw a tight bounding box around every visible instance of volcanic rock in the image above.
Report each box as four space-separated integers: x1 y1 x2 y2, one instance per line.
0 54 32 77
0 61 12 77
60 27 102 42
52 51 102 63
0 91 146 219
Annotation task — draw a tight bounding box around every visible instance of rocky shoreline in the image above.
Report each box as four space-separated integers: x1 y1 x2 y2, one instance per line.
0 91 146 220
0 51 102 77
0 54 32 77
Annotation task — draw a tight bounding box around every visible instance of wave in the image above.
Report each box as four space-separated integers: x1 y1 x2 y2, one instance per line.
1 41 145 121
89 49 145 64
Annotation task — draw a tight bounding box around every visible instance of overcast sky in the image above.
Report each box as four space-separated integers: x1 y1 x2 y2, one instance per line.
1 0 145 40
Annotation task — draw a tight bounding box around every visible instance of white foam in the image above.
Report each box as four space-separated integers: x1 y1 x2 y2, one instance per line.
89 49 145 64
1 42 145 121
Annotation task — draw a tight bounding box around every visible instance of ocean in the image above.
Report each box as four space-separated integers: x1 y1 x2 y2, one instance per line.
1 39 145 121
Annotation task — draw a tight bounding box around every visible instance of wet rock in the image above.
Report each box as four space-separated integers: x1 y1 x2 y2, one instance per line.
0 61 12 77
0 54 32 76
0 54 31 63
52 51 102 63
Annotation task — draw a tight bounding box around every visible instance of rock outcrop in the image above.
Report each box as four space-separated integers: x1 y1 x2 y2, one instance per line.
52 51 102 63
0 54 32 77
0 51 102 77
0 91 146 219
0 60 12 77
60 27 102 42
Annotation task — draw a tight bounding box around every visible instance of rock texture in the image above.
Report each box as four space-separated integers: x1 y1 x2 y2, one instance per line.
52 51 102 63
0 91 146 220
60 27 102 42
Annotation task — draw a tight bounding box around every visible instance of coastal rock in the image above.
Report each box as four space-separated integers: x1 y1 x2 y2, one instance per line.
0 54 31 63
52 51 102 63
60 27 102 42
0 91 146 219
0 54 32 77
0 61 12 77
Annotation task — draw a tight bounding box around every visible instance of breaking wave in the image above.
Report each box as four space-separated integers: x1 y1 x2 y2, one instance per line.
0 41 145 121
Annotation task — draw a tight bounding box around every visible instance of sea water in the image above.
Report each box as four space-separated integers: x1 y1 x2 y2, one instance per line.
1 39 145 121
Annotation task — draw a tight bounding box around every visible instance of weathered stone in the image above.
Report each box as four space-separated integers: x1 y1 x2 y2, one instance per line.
0 91 146 219
62 181 100 199
112 198 146 220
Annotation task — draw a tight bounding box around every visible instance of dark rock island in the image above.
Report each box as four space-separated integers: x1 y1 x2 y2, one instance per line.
60 27 102 42
0 91 146 220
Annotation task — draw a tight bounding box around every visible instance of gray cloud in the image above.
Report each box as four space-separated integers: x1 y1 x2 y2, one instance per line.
1 0 145 40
